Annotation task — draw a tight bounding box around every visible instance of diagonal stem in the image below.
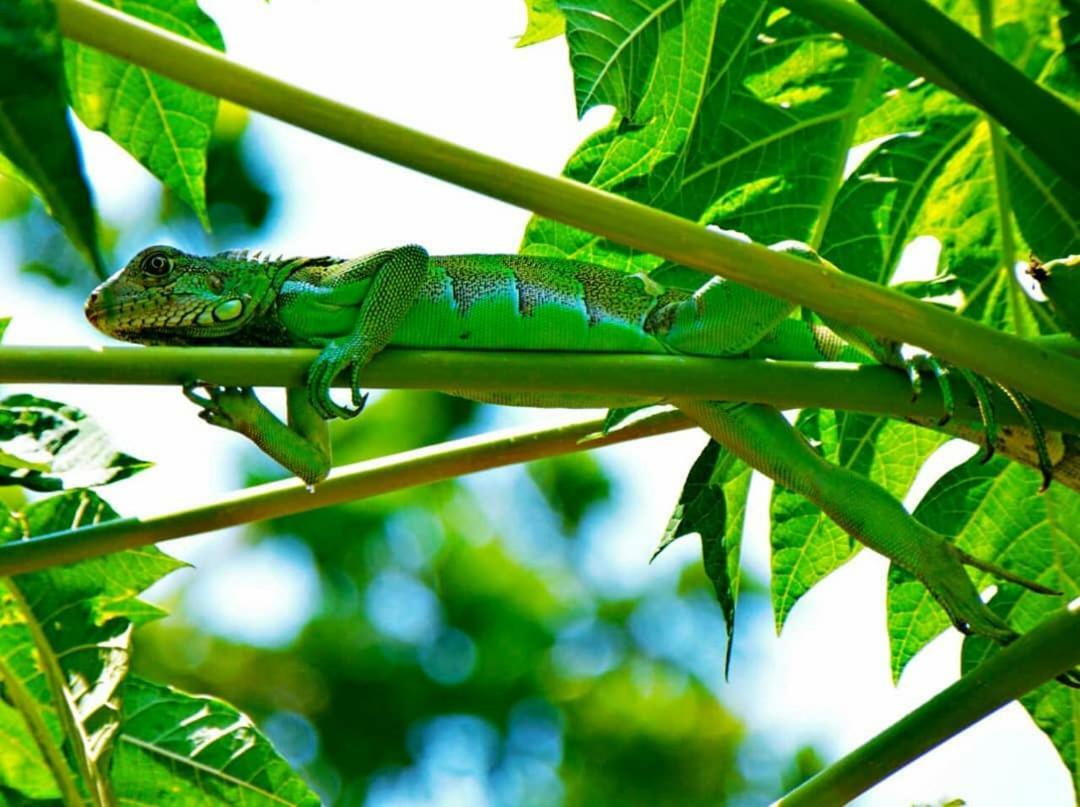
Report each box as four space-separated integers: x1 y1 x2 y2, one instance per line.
0 410 691 578
52 0 1080 417
855 0 1080 189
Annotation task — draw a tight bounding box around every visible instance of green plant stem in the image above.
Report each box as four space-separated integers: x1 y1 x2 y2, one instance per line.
0 660 85 807
0 410 690 577
3 345 1079 433
855 0 1080 189
775 599 1080 806
783 0 969 100
976 0 1030 339
53 0 1080 417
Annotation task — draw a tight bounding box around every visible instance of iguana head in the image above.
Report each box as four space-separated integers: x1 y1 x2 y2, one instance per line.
86 245 275 344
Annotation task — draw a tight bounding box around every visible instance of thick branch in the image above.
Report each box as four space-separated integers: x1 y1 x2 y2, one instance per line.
3 346 1079 434
856 0 1080 188
53 0 1080 416
0 410 690 577
775 599 1080 806
783 0 970 100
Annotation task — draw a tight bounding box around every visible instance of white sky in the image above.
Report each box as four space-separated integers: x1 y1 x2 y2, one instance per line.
0 0 1072 804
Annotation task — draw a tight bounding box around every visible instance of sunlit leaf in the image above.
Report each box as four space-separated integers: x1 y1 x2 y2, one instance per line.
888 455 1078 681
955 471 1080 800
517 0 565 47
0 395 152 491
0 491 185 805
112 677 321 807
63 0 224 228
557 0 679 118
0 700 58 800
770 410 947 632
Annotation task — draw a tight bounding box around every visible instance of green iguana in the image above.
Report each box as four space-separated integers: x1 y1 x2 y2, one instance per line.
84 241 1068 657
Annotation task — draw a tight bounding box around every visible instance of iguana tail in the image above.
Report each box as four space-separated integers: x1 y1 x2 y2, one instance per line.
673 399 1057 643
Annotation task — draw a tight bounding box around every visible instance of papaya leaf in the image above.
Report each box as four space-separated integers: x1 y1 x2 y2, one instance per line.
0 0 102 275
600 405 650 434
63 0 225 229
0 491 186 806
523 3 877 273
770 409 947 633
658 440 751 674
0 395 152 491
0 700 59 801
517 0 564 47
112 676 321 807
888 454 1078 682
847 9 1078 334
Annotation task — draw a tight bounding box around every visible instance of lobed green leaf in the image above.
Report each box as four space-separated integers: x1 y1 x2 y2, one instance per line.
0 394 152 491
111 677 322 807
517 0 565 47
658 440 751 673
889 455 1080 681
63 0 225 229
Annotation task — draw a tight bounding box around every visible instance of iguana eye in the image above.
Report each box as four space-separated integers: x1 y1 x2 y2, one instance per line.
141 252 173 277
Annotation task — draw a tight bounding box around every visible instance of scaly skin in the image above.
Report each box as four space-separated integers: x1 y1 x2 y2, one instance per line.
85 242 1063 650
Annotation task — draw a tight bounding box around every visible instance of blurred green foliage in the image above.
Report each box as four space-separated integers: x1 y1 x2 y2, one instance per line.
133 391 762 804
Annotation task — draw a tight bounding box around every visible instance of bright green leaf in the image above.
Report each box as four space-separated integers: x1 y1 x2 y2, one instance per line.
888 455 1078 681
517 0 565 47
954 468 1080 800
63 0 225 229
112 676 321 806
659 440 751 673
0 700 58 800
0 0 103 275
771 410 947 632
556 0 678 118
0 394 152 491
0 491 186 806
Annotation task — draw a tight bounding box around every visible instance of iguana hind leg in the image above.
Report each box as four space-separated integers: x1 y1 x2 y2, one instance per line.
673 399 1055 644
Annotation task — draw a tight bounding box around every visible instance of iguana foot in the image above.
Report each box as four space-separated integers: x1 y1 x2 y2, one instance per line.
905 354 954 426
306 341 370 421
955 367 998 463
182 383 266 434
925 542 1080 688
907 360 1053 488
923 540 1064 642
990 383 1053 491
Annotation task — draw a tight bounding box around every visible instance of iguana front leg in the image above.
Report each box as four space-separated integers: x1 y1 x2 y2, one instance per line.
183 384 331 485
280 245 430 420
674 399 1057 642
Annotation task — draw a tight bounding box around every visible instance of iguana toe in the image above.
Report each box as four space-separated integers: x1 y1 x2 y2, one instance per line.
307 350 362 420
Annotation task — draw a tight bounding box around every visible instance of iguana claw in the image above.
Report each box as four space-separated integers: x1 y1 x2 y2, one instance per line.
905 354 953 425
182 382 264 434
306 343 368 421
906 360 1053 488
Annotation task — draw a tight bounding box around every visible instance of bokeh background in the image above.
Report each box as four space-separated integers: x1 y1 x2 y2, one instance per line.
0 1 1071 804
